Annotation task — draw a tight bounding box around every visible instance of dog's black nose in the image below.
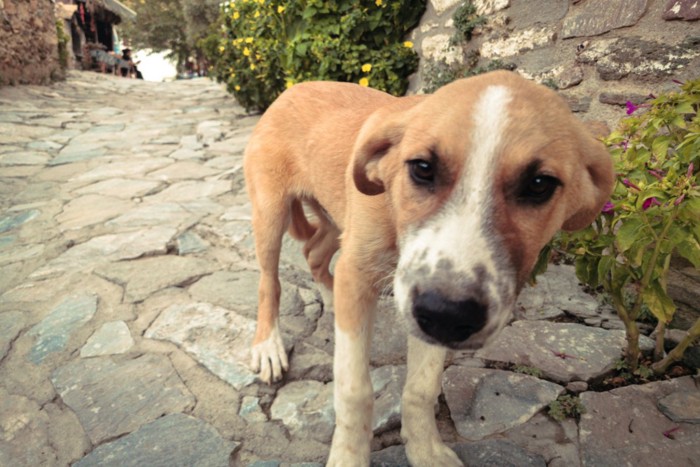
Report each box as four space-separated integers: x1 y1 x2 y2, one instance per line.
412 291 487 344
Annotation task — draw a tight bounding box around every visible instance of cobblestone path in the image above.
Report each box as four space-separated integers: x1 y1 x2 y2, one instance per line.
0 71 698 466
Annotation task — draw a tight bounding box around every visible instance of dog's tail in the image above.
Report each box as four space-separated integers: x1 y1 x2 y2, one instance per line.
288 199 317 241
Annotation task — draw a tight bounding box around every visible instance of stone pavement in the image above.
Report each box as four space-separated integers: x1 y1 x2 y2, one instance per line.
0 71 698 466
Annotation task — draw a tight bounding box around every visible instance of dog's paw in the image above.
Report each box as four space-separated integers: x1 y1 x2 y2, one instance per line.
326 445 369 467
319 285 334 310
250 327 288 384
406 440 463 467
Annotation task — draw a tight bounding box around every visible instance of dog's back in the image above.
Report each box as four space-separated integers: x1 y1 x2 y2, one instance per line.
244 82 416 226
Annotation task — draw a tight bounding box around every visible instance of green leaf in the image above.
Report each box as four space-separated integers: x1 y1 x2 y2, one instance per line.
616 218 645 253
675 101 695 114
676 238 700 268
641 280 676 323
652 136 670 158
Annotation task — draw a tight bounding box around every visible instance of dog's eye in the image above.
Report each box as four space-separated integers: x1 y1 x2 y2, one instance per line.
520 175 560 204
407 159 434 186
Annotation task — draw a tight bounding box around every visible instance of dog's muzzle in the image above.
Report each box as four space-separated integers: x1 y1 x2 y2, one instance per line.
412 290 488 345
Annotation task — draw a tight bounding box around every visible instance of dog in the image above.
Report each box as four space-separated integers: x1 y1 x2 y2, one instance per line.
243 70 614 466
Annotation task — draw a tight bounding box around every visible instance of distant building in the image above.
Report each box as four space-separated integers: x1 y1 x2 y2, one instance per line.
0 0 135 85
57 0 136 70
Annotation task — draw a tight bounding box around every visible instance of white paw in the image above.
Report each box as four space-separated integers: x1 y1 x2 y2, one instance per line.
406 440 463 467
250 326 288 384
326 444 369 467
319 285 334 310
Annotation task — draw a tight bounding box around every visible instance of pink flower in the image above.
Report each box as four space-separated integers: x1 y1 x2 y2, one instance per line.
625 101 638 115
674 193 686 206
601 201 615 214
622 178 641 191
642 197 661 210
648 169 665 181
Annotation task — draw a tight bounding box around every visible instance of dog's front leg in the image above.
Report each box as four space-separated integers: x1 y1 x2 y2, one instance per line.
401 335 463 467
327 254 376 467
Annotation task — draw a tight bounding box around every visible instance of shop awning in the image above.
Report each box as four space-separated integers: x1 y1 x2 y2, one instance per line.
101 0 137 21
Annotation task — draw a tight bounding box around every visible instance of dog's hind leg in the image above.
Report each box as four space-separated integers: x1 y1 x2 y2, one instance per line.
249 196 290 384
290 200 340 310
401 334 463 466
303 224 340 310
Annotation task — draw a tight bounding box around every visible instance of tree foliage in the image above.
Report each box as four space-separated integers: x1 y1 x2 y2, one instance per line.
119 0 219 69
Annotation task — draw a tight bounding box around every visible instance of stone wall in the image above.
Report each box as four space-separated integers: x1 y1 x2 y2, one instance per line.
0 0 62 85
409 0 700 126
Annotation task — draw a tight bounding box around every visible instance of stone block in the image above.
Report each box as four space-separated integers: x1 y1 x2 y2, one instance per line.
51 354 195 444
562 0 648 38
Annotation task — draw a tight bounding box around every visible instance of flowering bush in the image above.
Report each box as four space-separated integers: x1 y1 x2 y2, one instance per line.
560 79 699 374
208 0 425 111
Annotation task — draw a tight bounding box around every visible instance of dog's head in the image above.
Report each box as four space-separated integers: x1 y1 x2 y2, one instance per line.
352 70 614 349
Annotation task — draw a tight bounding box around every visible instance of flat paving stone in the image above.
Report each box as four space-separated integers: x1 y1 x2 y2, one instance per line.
74 177 162 198
579 376 700 466
30 226 177 279
475 321 655 383
517 264 599 321
51 353 195 444
657 390 700 424
80 321 134 357
56 194 133 231
94 255 217 303
0 209 40 233
73 413 238 467
0 389 53 466
148 160 220 181
145 301 261 390
176 230 208 254
148 180 231 202
0 151 51 166
443 367 564 440
105 201 203 231
72 157 173 182
0 310 26 360
370 440 546 466
27 294 98 364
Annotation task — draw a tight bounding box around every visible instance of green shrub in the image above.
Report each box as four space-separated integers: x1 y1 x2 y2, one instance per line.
421 56 514 94
208 0 425 112
550 79 700 374
451 1 486 43
56 20 70 70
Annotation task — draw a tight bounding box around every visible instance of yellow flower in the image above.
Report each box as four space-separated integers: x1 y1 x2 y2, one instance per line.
250 63 257 70
254 10 260 18
233 11 240 19
218 45 225 54
375 0 382 5
359 77 369 87
243 47 251 56
403 41 414 48
235 85 241 91
361 63 372 73
245 37 253 43
285 79 295 89
277 5 285 13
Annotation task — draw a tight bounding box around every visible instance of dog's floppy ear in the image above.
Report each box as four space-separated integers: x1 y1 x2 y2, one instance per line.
352 107 410 196
562 134 615 231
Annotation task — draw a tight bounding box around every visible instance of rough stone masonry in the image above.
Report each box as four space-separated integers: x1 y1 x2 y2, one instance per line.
0 71 698 466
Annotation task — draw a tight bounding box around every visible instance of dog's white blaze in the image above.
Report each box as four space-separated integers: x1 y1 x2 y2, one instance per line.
395 85 512 326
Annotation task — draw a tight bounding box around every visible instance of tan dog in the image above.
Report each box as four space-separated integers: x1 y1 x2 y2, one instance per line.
243 70 614 466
